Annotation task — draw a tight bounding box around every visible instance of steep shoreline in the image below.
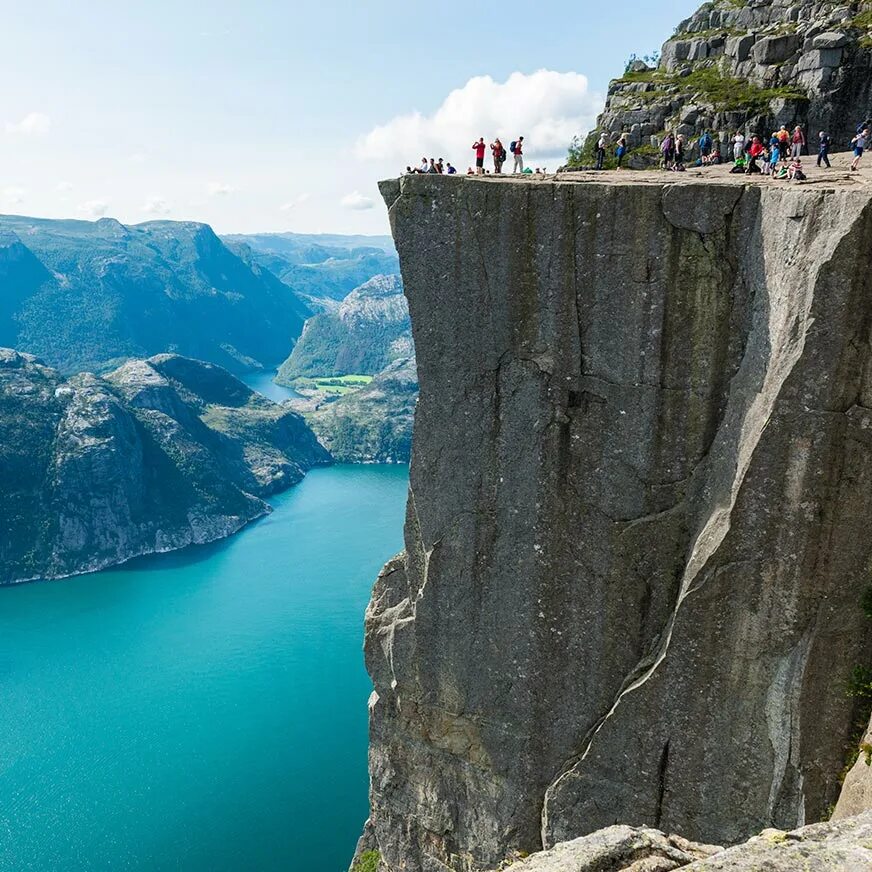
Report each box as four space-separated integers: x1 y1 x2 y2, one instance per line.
359 173 872 871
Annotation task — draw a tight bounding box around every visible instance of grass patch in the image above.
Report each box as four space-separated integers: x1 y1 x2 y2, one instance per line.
352 850 380 872
294 374 374 396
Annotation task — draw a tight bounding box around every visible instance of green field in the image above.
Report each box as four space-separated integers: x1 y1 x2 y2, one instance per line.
294 374 374 396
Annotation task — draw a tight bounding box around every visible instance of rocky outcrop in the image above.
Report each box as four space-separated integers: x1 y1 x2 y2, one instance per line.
580 0 872 162
498 825 722 871
360 173 872 871
0 349 330 583
833 718 872 820
499 813 872 871
276 274 411 382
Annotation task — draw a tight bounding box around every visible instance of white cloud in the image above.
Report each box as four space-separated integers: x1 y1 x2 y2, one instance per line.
207 182 235 196
142 196 171 216
341 191 375 211
77 200 109 219
279 193 310 211
2 186 26 206
357 69 600 165
5 112 51 136
56 181 73 193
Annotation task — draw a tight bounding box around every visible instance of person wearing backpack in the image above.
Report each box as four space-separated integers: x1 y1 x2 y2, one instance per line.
510 136 524 173
851 128 868 171
491 138 506 173
698 130 712 158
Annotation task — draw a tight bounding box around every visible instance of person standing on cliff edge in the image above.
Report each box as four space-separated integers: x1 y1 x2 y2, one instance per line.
472 137 486 175
817 131 831 168
511 136 524 173
595 131 608 170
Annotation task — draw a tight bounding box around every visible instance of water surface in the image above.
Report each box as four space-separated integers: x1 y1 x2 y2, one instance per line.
0 465 408 871
240 370 300 402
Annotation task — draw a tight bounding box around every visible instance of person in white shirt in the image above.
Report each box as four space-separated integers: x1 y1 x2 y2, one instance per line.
732 131 745 162
595 132 608 170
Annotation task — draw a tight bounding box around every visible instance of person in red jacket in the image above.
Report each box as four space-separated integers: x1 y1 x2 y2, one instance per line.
791 126 805 158
746 136 764 174
472 138 486 175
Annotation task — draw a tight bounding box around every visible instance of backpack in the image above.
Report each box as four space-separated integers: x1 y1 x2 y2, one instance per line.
700 133 711 148
500 147 507 161
509 141 517 154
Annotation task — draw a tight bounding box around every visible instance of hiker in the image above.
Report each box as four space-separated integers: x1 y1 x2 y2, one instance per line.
777 126 790 161
436 158 445 174
466 166 475 175
615 134 628 169
791 126 805 158
746 136 764 174
595 131 608 170
661 132 675 169
511 136 524 173
711 135 722 163
429 158 438 174
698 130 713 159
768 142 780 175
491 139 506 173
446 162 457 175
732 130 745 162
817 131 831 168
674 134 686 170
851 128 867 171
472 137 486 175
418 157 429 173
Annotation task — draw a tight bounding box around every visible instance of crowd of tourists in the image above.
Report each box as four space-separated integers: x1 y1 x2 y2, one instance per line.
593 118 869 177
403 136 548 177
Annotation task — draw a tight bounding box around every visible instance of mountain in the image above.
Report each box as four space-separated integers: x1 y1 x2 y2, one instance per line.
574 0 872 165
0 349 330 584
224 231 399 306
0 215 310 376
304 358 417 463
276 274 411 381
356 170 872 872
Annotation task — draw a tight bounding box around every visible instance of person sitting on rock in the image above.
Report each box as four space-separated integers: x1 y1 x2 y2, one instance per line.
446 162 457 175
787 157 805 181
746 136 764 174
711 135 721 163
817 131 831 168
791 126 805 158
419 156 429 173
851 129 867 171
732 131 745 162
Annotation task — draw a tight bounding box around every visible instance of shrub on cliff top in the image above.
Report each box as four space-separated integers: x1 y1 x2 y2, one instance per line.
353 850 380 872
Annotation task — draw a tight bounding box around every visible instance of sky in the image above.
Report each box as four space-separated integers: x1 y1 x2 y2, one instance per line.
0 0 698 235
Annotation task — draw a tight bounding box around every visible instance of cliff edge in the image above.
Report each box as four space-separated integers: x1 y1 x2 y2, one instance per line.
359 172 872 871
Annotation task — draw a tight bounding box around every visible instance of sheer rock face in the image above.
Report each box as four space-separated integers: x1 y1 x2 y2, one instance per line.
0 350 330 584
362 174 872 872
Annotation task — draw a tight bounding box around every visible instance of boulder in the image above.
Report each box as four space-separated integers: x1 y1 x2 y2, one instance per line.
813 30 849 49
751 33 800 64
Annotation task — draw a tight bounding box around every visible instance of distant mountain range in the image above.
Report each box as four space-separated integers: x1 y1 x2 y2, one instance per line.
224 231 400 308
0 216 398 377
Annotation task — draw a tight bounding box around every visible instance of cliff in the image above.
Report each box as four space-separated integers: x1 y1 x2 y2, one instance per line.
360 172 872 871
581 0 872 163
0 350 330 584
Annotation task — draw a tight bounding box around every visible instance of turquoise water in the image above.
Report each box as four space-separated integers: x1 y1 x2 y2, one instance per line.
240 371 301 402
0 465 408 872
